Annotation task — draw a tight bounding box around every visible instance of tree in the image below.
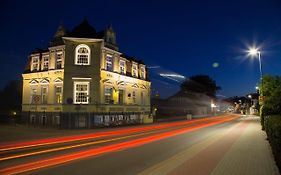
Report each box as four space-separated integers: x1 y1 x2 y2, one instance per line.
180 75 221 97
0 80 22 112
261 75 281 97
261 75 281 115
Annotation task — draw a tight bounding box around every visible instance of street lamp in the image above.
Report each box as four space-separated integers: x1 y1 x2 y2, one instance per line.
248 47 263 97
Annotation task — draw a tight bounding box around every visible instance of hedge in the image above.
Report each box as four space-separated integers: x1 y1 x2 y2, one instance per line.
264 115 281 172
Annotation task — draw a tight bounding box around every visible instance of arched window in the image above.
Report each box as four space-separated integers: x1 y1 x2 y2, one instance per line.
75 44 90 65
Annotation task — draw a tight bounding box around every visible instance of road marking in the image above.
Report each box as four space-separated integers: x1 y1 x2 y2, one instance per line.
0 116 237 175
138 118 244 175
0 116 229 152
0 130 162 161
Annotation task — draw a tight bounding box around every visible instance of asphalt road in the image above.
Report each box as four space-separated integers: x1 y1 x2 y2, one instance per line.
0 114 240 175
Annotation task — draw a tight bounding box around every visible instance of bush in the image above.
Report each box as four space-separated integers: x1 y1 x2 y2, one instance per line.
264 115 281 172
260 105 271 130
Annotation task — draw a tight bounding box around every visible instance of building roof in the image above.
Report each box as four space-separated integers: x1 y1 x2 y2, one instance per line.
30 19 146 65
120 54 145 65
49 24 68 47
68 18 99 38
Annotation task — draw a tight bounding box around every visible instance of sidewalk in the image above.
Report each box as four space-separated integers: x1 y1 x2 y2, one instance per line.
139 115 280 175
211 116 280 175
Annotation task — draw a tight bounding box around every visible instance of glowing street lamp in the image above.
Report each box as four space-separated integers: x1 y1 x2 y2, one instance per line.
248 47 263 97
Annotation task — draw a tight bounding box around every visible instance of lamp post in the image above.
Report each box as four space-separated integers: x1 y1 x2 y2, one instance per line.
248 48 264 101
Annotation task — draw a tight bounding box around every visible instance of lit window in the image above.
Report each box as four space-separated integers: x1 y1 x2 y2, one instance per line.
43 56 49 70
140 66 145 79
74 82 89 104
56 52 63 69
141 91 145 105
132 64 138 77
104 87 113 104
106 55 113 71
132 91 136 104
75 44 90 65
55 86 63 104
30 88 37 104
41 87 48 104
32 57 39 71
118 89 124 104
119 60 125 74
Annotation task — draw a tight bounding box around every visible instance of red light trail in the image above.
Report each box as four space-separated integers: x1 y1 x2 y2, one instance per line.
0 115 237 175
0 115 230 152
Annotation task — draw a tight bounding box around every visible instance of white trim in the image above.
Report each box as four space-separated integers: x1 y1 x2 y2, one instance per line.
119 60 126 74
102 47 122 55
29 79 39 85
40 78 50 85
54 77 63 84
75 44 91 65
72 77 92 80
73 81 90 104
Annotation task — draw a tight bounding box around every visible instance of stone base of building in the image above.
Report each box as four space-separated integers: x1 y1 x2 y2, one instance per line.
21 111 152 129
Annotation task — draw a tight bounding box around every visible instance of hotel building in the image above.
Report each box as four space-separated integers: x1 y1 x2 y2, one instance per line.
21 19 152 128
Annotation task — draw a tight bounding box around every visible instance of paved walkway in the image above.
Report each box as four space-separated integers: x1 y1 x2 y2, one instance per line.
139 115 280 175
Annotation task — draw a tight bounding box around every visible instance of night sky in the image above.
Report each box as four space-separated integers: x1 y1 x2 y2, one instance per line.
1 0 281 98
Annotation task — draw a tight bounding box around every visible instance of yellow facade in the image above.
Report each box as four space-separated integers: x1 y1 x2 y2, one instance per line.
21 21 152 127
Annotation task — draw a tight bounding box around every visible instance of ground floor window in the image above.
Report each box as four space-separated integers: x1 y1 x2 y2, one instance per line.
132 91 136 104
104 87 113 104
55 86 63 104
141 91 145 105
41 87 48 104
118 89 124 104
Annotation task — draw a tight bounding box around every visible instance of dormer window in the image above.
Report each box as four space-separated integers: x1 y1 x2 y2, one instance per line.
56 52 63 69
132 63 138 77
119 60 125 74
42 56 49 70
75 44 90 65
32 57 39 71
140 66 145 79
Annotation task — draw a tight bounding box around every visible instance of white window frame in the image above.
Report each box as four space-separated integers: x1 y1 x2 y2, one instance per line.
30 86 38 104
32 57 40 71
119 60 126 74
56 52 63 69
41 86 48 104
75 44 91 65
132 64 138 77
118 88 125 104
104 86 113 104
55 86 63 104
140 66 145 79
105 54 113 71
42 55 49 70
132 91 136 104
73 81 90 104
141 91 145 105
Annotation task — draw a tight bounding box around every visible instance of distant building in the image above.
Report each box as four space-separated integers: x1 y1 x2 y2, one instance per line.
21 19 151 128
152 90 213 117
